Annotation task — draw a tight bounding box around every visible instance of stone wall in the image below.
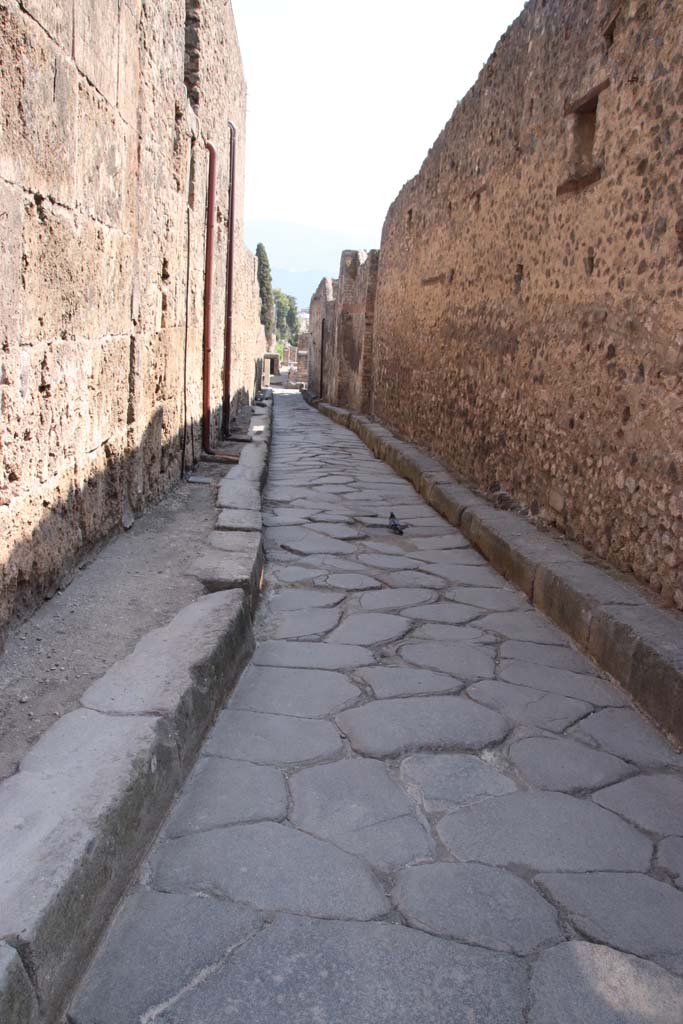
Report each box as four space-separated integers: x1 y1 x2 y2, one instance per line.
307 252 379 412
308 277 337 400
369 0 683 609
0 0 265 640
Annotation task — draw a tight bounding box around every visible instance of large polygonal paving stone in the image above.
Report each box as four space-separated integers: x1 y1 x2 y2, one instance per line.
400 753 516 811
400 641 495 679
571 708 682 767
537 872 683 958
358 552 424 571
336 697 509 757
253 640 374 669
508 736 632 792
204 709 342 764
476 611 566 643
468 680 592 733
401 603 481 625
430 564 508 586
267 528 355 555
414 623 495 644
500 640 594 672
360 587 436 611
158 915 528 1024
658 836 683 888
529 941 683 1024
499 660 625 706
151 822 387 919
358 665 466 698
592 773 683 834
290 759 434 870
269 588 345 611
272 607 342 638
68 891 263 1024
382 569 446 589
232 665 359 718
164 758 286 837
409 534 470 550
329 612 412 645
394 862 561 954
273 565 324 583
446 587 529 611
438 792 652 871
333 814 435 872
326 572 381 590
308 522 366 539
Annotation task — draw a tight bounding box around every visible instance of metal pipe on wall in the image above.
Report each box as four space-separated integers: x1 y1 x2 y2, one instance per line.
202 141 218 454
222 121 238 436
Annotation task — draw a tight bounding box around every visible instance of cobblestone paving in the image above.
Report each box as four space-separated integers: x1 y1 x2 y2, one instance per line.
70 393 683 1024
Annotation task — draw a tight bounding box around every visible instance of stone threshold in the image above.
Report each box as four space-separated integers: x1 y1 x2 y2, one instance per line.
315 401 683 749
0 398 273 1024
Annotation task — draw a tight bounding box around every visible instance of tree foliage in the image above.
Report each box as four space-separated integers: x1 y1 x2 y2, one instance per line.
255 243 275 339
273 289 300 347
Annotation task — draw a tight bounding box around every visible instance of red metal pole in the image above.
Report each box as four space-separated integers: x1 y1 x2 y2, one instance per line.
222 122 237 436
202 141 217 454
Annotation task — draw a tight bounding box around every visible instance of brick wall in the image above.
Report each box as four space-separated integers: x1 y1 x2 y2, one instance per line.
366 0 683 609
0 0 265 639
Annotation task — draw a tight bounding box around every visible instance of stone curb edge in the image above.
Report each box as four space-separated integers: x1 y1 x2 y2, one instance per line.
0 397 273 1023
315 400 683 747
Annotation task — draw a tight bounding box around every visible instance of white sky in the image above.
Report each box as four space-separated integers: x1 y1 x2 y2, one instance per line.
232 0 527 247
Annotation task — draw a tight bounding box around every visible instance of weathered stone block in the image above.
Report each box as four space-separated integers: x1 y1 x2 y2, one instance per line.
76 80 129 227
21 0 73 50
0 6 77 205
74 0 119 107
0 943 39 1024
0 710 180 1019
534 560 644 648
116 0 140 127
589 603 683 744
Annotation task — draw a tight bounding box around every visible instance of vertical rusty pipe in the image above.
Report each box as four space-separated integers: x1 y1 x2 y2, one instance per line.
222 122 237 436
202 141 218 454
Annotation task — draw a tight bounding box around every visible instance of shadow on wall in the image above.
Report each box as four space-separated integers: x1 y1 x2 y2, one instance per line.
0 375 263 650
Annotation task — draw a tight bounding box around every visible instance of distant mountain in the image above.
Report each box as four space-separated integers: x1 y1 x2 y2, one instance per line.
268 268 326 311
245 220 379 309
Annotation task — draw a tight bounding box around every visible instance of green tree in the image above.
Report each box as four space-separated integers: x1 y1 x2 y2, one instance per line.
273 289 301 347
256 243 274 339
285 295 300 347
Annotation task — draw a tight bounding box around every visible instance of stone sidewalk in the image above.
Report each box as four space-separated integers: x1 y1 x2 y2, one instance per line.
69 392 683 1024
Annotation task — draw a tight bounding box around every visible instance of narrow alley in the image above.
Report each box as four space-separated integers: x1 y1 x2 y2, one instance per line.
67 392 683 1024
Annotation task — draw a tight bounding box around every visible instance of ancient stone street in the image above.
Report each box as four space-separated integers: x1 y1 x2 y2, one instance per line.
69 393 683 1023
